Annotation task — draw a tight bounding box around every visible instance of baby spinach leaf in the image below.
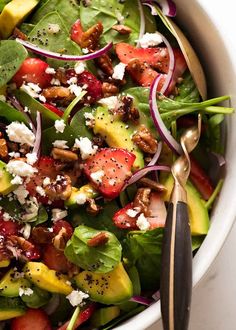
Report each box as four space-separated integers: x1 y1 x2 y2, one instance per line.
31 0 80 28
174 71 200 103
0 40 28 87
20 23 35 35
64 225 122 273
42 125 76 154
13 90 60 128
70 106 94 140
0 197 23 220
0 100 29 124
31 206 48 226
0 0 10 12
28 11 81 68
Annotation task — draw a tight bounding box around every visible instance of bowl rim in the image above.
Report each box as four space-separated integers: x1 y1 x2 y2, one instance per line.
114 0 236 328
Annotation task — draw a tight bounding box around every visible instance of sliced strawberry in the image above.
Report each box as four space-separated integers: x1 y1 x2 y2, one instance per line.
53 220 73 237
126 59 160 87
147 192 167 229
113 202 138 229
70 19 84 45
12 58 52 88
42 244 73 273
11 308 52 330
84 148 136 199
57 304 96 330
44 103 64 117
116 43 170 73
190 155 214 200
0 217 20 236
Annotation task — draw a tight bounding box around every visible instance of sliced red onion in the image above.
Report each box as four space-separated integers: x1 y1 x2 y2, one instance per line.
123 165 170 190
32 111 42 158
142 0 176 17
137 0 146 47
148 141 163 166
149 75 182 154
16 38 113 61
142 2 159 15
152 290 160 301
43 294 60 315
130 295 154 306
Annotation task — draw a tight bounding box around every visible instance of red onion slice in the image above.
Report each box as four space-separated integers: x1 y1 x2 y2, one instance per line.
130 295 154 306
148 141 163 166
32 111 42 158
16 38 113 61
142 0 176 17
149 75 182 154
123 165 170 190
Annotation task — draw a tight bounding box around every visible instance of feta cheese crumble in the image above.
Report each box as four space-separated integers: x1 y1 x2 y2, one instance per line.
47 23 61 34
74 137 98 160
91 170 105 183
13 185 29 205
138 32 163 49
11 175 23 185
6 122 35 146
19 287 34 297
84 112 95 126
43 177 51 187
7 160 37 178
136 213 150 231
36 186 46 197
75 192 87 205
52 209 68 222
74 61 86 74
52 140 69 149
126 208 140 218
112 62 126 80
66 290 89 307
45 67 56 74
20 223 31 239
8 151 20 158
68 84 83 97
26 152 38 165
54 119 66 133
98 96 120 110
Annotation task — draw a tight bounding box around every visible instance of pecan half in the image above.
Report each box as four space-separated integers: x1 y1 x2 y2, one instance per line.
96 54 114 76
13 27 28 40
0 138 8 159
112 24 132 35
133 187 151 216
87 232 109 247
132 125 158 154
51 148 78 162
102 82 119 97
79 22 103 51
44 174 72 200
86 198 101 216
42 86 74 105
53 227 68 251
116 96 140 123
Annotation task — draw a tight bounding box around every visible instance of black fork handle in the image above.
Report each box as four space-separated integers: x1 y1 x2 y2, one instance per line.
160 201 192 330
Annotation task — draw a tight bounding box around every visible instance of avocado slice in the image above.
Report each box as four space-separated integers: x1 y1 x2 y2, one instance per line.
0 259 10 268
21 285 51 308
93 106 144 169
162 175 210 235
24 262 73 295
0 296 26 320
74 262 133 305
90 306 120 327
65 184 99 208
0 268 31 298
0 160 15 195
0 0 39 39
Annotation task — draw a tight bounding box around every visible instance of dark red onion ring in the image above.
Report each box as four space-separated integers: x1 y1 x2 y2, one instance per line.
148 141 163 166
142 0 176 17
130 295 154 306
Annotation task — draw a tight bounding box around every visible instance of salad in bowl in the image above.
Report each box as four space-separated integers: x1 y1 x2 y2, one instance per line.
0 0 233 329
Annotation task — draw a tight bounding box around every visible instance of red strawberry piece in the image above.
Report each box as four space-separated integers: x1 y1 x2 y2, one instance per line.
112 202 138 229
44 103 64 117
12 58 53 88
126 58 160 87
11 308 52 330
57 304 96 330
70 19 84 45
84 148 136 199
0 213 20 236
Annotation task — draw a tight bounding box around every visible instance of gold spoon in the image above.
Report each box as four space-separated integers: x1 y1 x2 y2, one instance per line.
160 114 202 330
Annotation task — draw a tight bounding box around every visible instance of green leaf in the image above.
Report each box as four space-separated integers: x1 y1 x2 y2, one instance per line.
42 125 76 154
62 91 87 122
69 106 94 140
13 90 60 128
0 197 23 220
30 0 80 27
31 206 48 226
0 0 10 12
0 40 28 87
20 23 35 35
64 225 122 273
0 100 29 124
192 236 205 251
174 71 200 103
28 11 81 68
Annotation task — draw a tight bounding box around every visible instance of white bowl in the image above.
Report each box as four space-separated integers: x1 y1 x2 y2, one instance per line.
115 0 236 329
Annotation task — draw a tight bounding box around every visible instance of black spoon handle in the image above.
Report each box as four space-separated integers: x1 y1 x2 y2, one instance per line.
160 200 192 330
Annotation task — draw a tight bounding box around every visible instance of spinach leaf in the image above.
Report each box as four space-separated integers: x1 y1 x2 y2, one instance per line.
31 0 80 28
192 235 205 251
0 0 10 12
64 225 122 273
30 206 48 226
0 197 23 220
0 100 29 124
42 125 76 154
20 23 35 35
70 106 94 140
28 12 81 68
123 228 164 290
207 113 225 154
0 41 28 87
13 90 60 128
174 71 200 103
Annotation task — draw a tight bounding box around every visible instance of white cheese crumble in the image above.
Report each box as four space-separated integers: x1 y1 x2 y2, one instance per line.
8 151 20 158
3 212 11 221
22 197 39 221
19 287 34 297
66 290 89 307
20 223 31 239
45 67 56 74
51 78 61 86
43 177 51 187
91 170 105 183
98 96 120 110
24 106 30 113
67 77 78 85
112 62 126 80
52 140 69 149
36 186 46 197
52 209 68 222
7 160 37 178
136 213 150 231
74 137 98 160
74 61 85 74
11 175 23 185
82 48 89 54
47 23 61 34
54 119 66 133
6 122 35 146
39 95 46 103
126 208 140 218
75 192 87 205
68 84 83 97
13 185 29 204
84 112 95 126
26 152 38 165
138 32 163 49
